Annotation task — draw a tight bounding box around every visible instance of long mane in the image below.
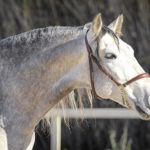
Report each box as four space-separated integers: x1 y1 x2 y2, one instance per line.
45 89 93 124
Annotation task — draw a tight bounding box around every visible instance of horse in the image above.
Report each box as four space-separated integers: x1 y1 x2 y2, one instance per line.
0 13 150 150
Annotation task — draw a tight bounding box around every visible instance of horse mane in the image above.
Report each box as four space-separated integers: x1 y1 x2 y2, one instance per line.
44 88 93 125
0 26 85 67
0 26 84 51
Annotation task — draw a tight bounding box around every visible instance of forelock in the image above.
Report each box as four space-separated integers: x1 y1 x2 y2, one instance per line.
102 25 120 50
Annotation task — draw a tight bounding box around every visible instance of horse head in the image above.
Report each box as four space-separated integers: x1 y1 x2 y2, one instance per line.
86 13 150 119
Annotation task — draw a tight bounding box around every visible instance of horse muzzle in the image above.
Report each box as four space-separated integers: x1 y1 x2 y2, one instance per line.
135 104 150 120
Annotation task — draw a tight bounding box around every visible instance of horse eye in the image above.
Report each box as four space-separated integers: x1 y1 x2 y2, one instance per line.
105 53 117 59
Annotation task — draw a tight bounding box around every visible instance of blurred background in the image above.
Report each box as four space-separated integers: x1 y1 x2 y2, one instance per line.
0 0 150 150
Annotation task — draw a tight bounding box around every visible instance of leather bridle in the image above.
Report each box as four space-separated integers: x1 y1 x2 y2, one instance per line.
85 29 150 109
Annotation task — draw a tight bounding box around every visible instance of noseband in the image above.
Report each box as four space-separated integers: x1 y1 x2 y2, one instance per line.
85 30 150 109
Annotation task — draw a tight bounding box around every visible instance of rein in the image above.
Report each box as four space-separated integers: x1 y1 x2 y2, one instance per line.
85 30 150 109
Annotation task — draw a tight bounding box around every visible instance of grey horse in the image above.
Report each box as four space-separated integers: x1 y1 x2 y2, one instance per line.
0 13 150 150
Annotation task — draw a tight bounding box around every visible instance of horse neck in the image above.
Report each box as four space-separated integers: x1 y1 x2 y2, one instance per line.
40 34 91 104
3 27 91 128
0 27 92 150
26 31 91 125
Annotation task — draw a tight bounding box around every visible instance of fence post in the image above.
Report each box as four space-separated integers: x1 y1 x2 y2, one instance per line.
50 116 61 150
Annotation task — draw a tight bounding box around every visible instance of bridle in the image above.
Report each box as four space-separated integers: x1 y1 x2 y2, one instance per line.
85 29 150 109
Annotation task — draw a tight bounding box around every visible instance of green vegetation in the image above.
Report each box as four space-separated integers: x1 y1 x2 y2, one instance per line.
109 122 132 150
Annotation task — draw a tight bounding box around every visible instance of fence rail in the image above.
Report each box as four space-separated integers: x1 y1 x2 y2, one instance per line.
49 108 140 150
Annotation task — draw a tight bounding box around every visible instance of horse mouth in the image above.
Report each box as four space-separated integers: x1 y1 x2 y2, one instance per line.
135 105 150 120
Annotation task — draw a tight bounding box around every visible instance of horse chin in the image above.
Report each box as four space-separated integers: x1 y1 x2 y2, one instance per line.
135 105 150 120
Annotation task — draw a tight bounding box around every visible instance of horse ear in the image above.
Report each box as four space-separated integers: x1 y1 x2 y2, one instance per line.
92 13 103 38
108 14 123 36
